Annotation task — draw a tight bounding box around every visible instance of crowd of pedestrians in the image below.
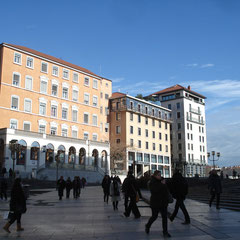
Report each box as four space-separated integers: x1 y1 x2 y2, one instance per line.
57 176 87 200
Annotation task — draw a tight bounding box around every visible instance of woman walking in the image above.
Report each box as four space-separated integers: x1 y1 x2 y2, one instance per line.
3 178 27 233
145 170 171 238
101 175 111 203
110 177 121 210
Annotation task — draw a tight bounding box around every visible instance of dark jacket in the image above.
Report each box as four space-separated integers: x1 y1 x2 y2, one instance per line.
149 176 169 208
66 179 72 191
208 174 222 194
122 175 142 198
170 172 188 199
101 177 111 194
10 183 26 213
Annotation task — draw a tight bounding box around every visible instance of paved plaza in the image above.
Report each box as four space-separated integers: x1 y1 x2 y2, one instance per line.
1 186 240 240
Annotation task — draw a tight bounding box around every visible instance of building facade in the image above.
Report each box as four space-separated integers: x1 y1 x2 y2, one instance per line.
149 85 207 177
109 93 172 178
0 43 111 180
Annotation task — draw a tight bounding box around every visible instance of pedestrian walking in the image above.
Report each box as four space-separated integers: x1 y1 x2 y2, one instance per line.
66 177 72 199
102 175 111 203
110 177 121 210
9 168 13 178
77 176 82 197
72 176 79 199
169 170 190 224
0 175 8 200
208 169 222 209
82 177 86 188
57 176 66 200
145 170 171 238
122 171 141 219
3 178 27 233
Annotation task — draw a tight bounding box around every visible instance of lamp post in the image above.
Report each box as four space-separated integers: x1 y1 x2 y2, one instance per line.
55 154 60 184
207 151 220 169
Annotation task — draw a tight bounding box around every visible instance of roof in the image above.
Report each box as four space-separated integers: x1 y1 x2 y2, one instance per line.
110 92 127 99
150 84 206 99
2 43 111 81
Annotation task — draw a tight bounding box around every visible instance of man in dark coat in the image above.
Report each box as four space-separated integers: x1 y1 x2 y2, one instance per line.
145 170 171 238
57 176 65 200
208 169 222 209
101 175 111 203
122 171 142 219
65 177 72 199
0 176 8 200
169 170 190 224
72 176 79 199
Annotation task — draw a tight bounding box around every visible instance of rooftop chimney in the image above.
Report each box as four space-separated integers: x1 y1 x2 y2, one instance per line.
187 85 191 90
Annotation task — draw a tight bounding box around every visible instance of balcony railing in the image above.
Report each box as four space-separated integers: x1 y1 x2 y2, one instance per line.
187 116 205 125
189 108 201 115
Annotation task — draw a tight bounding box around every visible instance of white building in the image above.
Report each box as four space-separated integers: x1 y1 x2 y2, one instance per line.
149 85 207 177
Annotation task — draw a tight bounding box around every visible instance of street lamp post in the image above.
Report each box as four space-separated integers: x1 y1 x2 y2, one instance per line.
55 154 60 184
207 151 220 169
9 139 19 178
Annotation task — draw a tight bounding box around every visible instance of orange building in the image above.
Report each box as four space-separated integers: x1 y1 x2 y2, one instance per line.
0 43 111 182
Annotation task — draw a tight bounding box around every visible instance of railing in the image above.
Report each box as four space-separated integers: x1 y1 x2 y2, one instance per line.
187 116 205 125
189 108 201 115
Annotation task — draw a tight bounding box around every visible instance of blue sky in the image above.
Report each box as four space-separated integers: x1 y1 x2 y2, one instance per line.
1 0 240 167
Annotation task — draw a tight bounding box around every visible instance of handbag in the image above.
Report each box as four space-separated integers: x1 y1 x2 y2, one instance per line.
3 211 14 220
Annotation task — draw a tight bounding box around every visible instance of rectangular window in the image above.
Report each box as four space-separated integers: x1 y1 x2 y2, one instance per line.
72 110 78 122
93 115 98 126
165 134 168 141
11 96 19 110
84 77 90 86
190 124 192 130
10 119 18 129
177 112 181 118
159 132 162 140
51 127 57 135
136 127 141 136
138 114 141 123
145 129 148 137
165 122 168 130
138 140 141 148
178 143 182 150
164 156 170 164
24 99 31 112
130 139 134 147
188 143 190 150
199 136 201 142
84 93 89 104
151 154 157 163
62 128 68 137
23 122 30 131
63 69 69 79
178 133 181 140
130 113 133 121
93 79 98 89
14 52 21 64
116 126 121 134
84 132 89 140
93 96 98 106
51 105 57 117
130 126 133 134
72 130 78 138
105 94 109 99
176 102 180 109
153 143 156 151
39 103 46 115
13 73 20 86
93 134 98 141
62 108 68 120
158 155 163 163
159 121 161 128
116 112 121 121
145 117 148 125
39 125 46 133
52 84 58 96
62 87 68 99
191 134 193 140
152 119 155 126
187 123 189 130
168 104 171 110
146 141 149 149
25 76 32 90
165 145 169 152
40 81 47 93
26 56 33 68
84 113 89 124
105 123 109 133
52 66 59 76
72 90 78 101
178 123 181 130
41 62 48 73
73 73 79 83
116 139 121 144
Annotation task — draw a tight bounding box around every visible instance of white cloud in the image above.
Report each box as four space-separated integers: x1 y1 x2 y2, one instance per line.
200 63 215 68
111 77 125 83
185 63 198 67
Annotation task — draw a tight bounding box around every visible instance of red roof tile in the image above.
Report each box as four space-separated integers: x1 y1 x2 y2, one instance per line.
2 43 109 80
150 84 206 99
110 92 126 99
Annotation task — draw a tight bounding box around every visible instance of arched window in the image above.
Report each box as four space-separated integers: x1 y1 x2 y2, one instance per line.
30 141 40 161
46 143 54 165
16 140 27 165
57 145 65 163
92 149 99 167
68 146 76 163
79 148 86 165
101 150 108 169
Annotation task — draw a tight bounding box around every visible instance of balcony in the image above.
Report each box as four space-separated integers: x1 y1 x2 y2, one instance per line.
187 116 205 125
189 107 201 115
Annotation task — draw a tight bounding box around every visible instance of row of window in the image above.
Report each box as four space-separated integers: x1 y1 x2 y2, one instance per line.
128 152 170 164
12 73 103 106
11 95 98 125
13 52 106 89
10 119 98 141
167 102 181 110
187 153 206 163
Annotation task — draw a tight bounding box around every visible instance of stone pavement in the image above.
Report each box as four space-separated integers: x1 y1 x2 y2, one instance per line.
0 186 240 240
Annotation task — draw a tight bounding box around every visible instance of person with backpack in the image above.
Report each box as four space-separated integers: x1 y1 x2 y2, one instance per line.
169 170 190 224
110 176 121 210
